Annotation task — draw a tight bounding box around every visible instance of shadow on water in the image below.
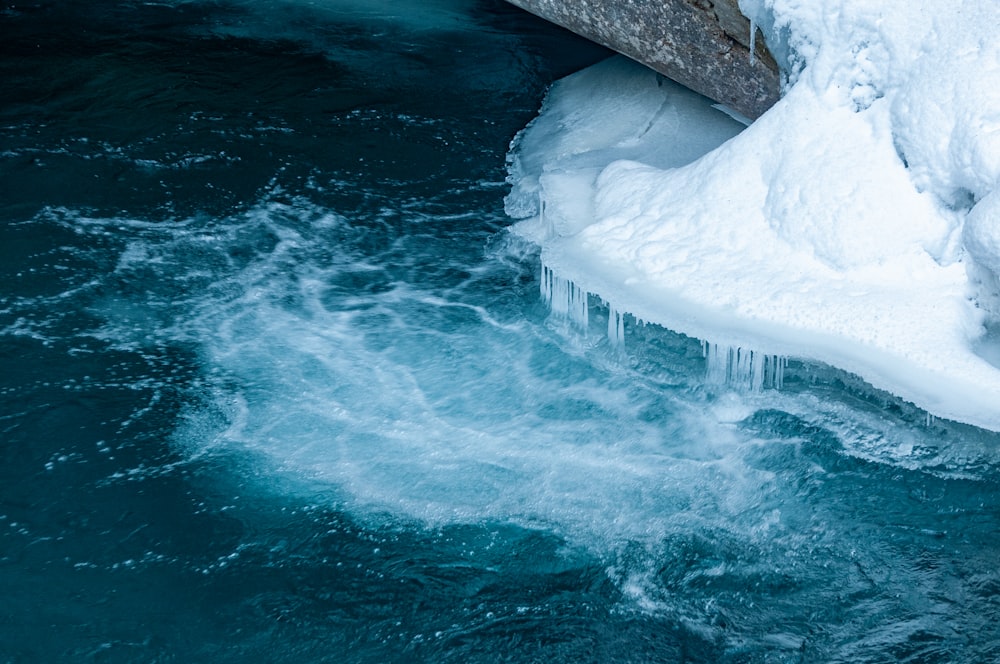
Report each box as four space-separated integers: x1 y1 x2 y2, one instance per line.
0 0 608 221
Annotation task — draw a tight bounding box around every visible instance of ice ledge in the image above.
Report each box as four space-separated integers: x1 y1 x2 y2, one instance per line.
527 240 1000 433
541 262 787 393
505 55 1000 433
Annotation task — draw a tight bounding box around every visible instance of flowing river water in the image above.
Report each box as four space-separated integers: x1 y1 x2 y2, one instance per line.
2 1 1000 661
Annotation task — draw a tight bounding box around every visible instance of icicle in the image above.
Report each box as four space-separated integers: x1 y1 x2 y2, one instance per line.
749 18 757 66
704 342 786 392
607 305 625 349
540 262 589 331
703 342 730 385
575 285 589 329
538 190 550 236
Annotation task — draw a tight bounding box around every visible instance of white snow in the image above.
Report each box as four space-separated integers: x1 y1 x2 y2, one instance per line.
505 3 1000 431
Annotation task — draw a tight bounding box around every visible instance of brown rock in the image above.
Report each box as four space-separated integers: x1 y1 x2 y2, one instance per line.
506 0 780 119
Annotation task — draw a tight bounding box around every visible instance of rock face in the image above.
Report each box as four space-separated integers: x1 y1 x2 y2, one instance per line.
505 0 779 119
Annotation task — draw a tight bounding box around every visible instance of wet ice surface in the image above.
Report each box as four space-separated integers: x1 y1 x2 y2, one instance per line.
3 1 1000 662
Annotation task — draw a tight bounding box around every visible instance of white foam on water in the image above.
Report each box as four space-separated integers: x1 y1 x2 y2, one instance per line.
36 181 998 659
53 198 795 558
15 3 1000 654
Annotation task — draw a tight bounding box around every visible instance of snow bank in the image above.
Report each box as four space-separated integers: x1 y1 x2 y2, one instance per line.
506 3 1000 431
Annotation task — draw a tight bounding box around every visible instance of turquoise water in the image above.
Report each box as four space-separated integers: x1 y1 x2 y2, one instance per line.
3 1 1000 662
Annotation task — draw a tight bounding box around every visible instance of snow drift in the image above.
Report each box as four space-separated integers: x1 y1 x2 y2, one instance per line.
505 1 1000 431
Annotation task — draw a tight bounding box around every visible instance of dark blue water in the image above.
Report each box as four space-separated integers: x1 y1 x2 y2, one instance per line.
3 1 1000 662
